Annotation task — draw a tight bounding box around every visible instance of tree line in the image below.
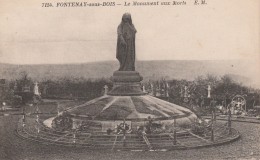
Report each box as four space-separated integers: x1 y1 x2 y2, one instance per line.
1 72 259 109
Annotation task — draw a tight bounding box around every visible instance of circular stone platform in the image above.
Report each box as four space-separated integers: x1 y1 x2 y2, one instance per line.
45 95 197 133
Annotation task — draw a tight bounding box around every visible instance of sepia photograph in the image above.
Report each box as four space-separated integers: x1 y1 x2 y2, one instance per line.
0 0 259 159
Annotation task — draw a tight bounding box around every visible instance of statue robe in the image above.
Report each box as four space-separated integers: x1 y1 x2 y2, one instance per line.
116 22 137 71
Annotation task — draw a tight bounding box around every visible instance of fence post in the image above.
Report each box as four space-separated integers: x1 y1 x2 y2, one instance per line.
211 111 214 142
123 119 126 148
173 117 177 145
57 102 60 115
73 132 76 143
104 85 108 96
36 114 40 135
36 114 39 123
36 104 39 114
228 108 232 135
37 125 40 134
22 114 26 128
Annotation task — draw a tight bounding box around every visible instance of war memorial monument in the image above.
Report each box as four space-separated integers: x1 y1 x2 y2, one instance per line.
16 13 240 151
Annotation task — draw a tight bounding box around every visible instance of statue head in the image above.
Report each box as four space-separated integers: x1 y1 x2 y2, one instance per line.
122 13 132 24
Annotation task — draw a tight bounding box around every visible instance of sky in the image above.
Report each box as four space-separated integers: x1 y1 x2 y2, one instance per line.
0 0 259 64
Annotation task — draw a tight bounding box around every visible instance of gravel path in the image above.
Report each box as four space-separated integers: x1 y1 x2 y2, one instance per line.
1 116 260 160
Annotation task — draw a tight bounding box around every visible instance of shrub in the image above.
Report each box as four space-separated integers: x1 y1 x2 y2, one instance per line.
51 112 73 132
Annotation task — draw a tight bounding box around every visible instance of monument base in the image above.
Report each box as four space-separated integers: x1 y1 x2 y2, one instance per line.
108 71 145 96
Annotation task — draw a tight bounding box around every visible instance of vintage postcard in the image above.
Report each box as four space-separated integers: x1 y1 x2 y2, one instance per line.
0 0 259 159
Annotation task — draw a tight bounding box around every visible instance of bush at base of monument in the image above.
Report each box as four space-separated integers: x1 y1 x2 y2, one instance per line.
191 120 211 136
78 121 102 132
51 112 73 132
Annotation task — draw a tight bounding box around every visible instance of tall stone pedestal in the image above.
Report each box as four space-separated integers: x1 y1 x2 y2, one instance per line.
108 71 145 96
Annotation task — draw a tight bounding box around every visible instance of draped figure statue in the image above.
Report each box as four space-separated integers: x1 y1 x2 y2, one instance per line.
116 13 137 71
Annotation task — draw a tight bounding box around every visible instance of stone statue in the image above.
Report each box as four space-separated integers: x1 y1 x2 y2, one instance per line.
109 13 143 96
116 13 137 71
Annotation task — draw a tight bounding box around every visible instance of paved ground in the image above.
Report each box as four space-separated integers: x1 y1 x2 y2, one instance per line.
1 115 260 160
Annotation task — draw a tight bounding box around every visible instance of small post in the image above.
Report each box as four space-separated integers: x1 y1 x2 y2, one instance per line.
104 85 108 96
36 114 40 134
207 85 211 98
211 111 214 142
214 107 216 121
164 82 167 97
151 83 156 96
36 104 39 114
184 86 188 98
150 83 154 95
37 126 40 134
210 98 217 121
22 121 26 128
2 102 6 111
34 82 41 96
166 82 170 101
173 118 177 145
142 85 146 92
57 102 60 115
22 114 26 128
36 116 40 135
73 133 76 143
180 87 183 98
22 104 25 114
36 114 39 123
228 108 232 135
123 119 126 147
158 82 161 96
